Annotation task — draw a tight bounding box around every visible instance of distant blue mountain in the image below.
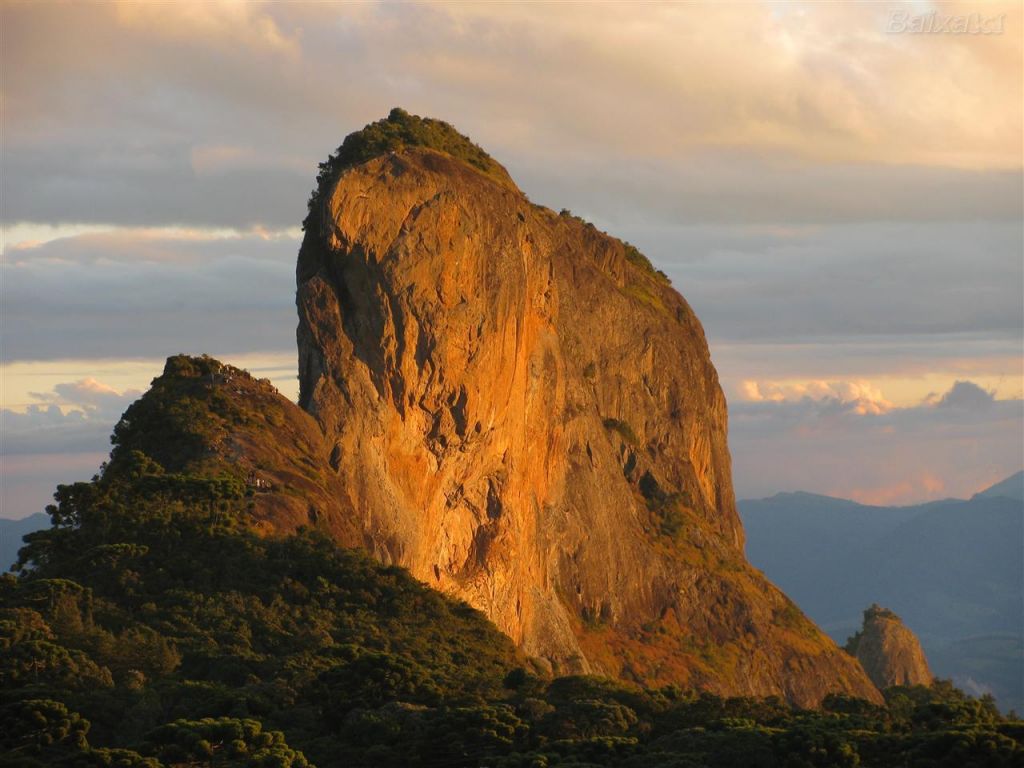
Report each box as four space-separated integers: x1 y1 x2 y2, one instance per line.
0 512 49 572
973 471 1024 502
740 474 1024 713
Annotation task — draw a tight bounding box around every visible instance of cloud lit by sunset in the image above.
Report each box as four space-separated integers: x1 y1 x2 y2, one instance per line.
1 0 1021 515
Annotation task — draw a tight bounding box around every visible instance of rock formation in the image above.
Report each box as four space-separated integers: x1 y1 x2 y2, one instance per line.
292 110 881 706
846 604 933 689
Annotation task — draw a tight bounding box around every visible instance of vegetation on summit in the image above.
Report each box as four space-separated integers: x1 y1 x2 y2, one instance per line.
304 107 513 231
302 109 668 286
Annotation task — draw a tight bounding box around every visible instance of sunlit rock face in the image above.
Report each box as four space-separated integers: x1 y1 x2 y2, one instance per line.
295 116 881 706
846 605 934 689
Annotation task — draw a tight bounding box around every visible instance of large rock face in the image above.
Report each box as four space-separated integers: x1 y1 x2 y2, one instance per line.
846 605 933 689
295 112 880 706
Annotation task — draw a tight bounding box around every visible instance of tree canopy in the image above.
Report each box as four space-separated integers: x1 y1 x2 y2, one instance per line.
3 356 1021 767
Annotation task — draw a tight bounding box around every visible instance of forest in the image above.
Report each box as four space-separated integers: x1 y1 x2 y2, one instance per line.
3 447 1022 767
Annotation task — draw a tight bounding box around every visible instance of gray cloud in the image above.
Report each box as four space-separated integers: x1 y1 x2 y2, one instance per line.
1 406 113 457
2 2 1020 230
937 380 997 410
4 145 311 229
2 231 298 361
517 161 1023 230
729 381 1024 503
637 220 1024 343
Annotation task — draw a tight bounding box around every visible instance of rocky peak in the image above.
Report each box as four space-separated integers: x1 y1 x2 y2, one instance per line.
303 107 516 236
293 110 881 706
108 354 362 544
845 604 933 689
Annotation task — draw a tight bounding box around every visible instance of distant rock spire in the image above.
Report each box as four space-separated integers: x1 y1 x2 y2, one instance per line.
846 604 933 689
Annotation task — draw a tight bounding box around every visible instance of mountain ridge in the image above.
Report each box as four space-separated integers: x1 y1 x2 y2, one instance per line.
0 511 49 572
740 478 1023 712
745 471 1024 507
973 470 1024 502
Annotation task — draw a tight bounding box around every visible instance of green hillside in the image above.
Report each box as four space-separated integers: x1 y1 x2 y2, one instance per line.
2 357 1021 767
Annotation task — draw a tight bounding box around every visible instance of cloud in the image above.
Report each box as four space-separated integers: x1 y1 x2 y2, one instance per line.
1 2 1020 230
0 405 109 457
30 377 142 419
0 376 141 457
729 379 1024 503
1 146 313 229
645 220 1024 343
1 228 298 361
112 2 301 56
936 380 996 410
388 1 1022 169
740 379 893 415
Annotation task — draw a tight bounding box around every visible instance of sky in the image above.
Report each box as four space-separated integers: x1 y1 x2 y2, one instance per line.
1 0 1021 517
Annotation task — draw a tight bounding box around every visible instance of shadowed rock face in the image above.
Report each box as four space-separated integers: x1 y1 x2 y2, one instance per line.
846 605 933 689
295 117 881 706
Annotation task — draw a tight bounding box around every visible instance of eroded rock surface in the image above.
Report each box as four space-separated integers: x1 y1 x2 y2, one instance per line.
846 605 933 689
294 113 881 705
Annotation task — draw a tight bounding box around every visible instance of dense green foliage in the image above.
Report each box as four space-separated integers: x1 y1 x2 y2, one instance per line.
3 356 1022 766
304 108 510 231
6 475 1021 767
109 354 255 476
3 462 516 766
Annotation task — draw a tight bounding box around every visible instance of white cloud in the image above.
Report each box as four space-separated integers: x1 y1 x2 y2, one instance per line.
29 377 141 419
739 379 893 415
1 405 110 457
730 379 1024 503
0 376 140 458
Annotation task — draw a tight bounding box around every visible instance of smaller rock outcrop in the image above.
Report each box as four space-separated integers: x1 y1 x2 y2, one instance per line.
845 604 933 689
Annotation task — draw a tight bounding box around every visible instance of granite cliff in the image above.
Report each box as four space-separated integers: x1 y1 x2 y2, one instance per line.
292 109 880 706
846 605 933 689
